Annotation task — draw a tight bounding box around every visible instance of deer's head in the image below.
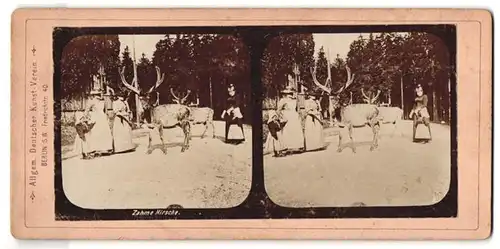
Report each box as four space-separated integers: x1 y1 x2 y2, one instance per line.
361 88 381 105
310 56 355 109
169 88 192 105
119 65 165 115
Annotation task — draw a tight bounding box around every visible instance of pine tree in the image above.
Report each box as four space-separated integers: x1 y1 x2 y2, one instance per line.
60 34 121 100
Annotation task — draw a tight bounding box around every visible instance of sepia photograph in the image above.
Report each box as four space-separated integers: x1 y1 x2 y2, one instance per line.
10 8 492 239
262 32 454 208
56 32 253 210
52 26 459 220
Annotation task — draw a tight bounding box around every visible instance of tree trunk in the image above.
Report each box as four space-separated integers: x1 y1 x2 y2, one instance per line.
134 94 140 125
132 36 141 126
209 75 213 109
448 76 452 124
432 84 438 122
400 74 404 118
328 96 333 124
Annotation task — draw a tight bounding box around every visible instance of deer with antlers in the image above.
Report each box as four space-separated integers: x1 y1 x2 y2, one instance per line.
311 60 381 153
119 66 192 153
361 88 404 138
169 88 215 139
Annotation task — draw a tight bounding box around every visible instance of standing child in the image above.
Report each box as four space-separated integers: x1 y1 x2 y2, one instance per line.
264 110 286 157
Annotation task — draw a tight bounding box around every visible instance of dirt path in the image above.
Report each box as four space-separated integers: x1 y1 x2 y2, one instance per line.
62 121 252 209
264 121 451 207
62 120 451 209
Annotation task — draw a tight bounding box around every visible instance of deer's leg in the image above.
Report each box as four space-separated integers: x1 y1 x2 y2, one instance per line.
158 125 167 154
146 131 154 154
200 122 208 139
189 123 193 142
146 128 154 155
348 124 356 153
211 120 215 138
329 107 334 126
181 120 191 152
370 120 380 151
337 127 344 153
201 119 214 139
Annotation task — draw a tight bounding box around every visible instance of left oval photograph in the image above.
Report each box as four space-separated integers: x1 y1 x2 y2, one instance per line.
56 33 252 210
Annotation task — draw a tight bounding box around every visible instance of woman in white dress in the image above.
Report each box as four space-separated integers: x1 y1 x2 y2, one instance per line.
277 86 305 153
85 90 113 156
303 93 325 151
112 93 135 153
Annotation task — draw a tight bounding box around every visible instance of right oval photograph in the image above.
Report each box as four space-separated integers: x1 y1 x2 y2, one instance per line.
261 32 453 208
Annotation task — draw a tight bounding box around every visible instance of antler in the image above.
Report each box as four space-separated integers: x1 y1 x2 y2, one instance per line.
106 85 115 96
119 67 140 95
361 88 370 103
361 88 381 104
326 54 332 88
333 65 355 95
170 88 191 105
189 94 200 107
170 88 180 103
181 90 191 104
310 66 332 94
154 91 160 106
372 89 381 103
146 66 165 94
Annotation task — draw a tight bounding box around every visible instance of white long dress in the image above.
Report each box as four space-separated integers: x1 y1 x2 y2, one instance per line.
87 98 113 153
112 100 134 153
278 97 304 151
304 99 325 151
